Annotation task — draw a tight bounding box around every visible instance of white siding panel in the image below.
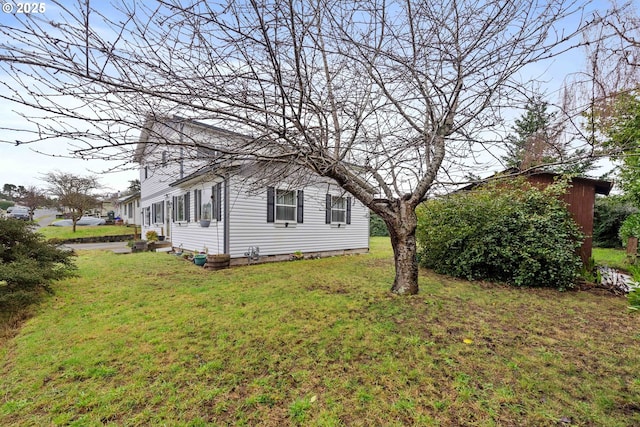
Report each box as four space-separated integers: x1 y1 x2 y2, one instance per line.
167 183 225 253
169 220 224 254
228 178 369 258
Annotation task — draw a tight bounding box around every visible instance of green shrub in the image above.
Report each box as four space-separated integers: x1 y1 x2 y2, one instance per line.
145 230 159 241
593 196 637 248
369 212 389 236
416 178 584 289
0 218 76 316
619 213 640 247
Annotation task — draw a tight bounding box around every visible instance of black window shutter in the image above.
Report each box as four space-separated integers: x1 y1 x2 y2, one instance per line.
346 197 352 224
216 183 222 221
152 204 155 223
193 190 198 220
172 197 176 222
267 187 275 223
185 193 191 222
325 193 332 224
296 190 304 223
161 201 165 223
193 190 202 221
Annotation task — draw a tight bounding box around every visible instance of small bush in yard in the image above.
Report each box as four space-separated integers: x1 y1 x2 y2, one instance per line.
0 218 76 316
416 178 584 289
619 212 640 247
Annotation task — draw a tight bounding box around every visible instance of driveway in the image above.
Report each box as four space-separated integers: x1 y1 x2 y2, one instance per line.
33 208 59 227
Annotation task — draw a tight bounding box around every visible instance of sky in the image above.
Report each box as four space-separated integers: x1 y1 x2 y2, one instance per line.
0 1 139 194
0 0 617 194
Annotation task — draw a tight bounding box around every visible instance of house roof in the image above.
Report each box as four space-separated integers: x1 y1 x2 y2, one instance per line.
134 115 248 163
459 169 613 196
120 192 141 203
169 166 224 187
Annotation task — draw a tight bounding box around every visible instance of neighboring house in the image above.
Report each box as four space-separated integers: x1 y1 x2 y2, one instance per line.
461 169 613 264
93 198 116 218
115 192 141 225
134 117 369 264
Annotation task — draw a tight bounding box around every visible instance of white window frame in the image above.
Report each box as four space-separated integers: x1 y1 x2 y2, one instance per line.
174 194 187 222
152 201 164 224
275 189 296 222
331 196 347 224
143 207 151 226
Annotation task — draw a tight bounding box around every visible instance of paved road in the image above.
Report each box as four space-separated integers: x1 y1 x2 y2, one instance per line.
62 242 130 251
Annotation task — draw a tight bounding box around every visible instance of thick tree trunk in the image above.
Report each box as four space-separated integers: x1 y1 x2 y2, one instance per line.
387 200 419 295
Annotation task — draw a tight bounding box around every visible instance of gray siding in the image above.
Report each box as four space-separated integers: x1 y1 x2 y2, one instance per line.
227 178 369 258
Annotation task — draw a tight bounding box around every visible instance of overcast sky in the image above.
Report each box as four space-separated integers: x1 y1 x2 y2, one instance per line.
0 1 138 194
0 0 616 194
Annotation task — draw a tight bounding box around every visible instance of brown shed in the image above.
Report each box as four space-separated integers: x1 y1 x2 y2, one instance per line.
524 172 613 264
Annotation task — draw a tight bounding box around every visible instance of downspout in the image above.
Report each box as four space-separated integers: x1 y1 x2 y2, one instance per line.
223 174 230 254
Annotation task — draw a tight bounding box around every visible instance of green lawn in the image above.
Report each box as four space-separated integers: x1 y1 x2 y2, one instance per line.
592 247 632 271
37 224 138 240
1 238 639 426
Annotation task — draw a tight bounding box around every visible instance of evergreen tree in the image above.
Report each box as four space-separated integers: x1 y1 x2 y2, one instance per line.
503 97 595 174
503 97 563 171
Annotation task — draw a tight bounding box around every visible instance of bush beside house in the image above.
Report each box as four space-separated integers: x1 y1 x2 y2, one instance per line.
0 218 76 316
416 179 584 289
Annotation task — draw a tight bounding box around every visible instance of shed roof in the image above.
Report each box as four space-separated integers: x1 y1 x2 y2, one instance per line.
458 169 613 196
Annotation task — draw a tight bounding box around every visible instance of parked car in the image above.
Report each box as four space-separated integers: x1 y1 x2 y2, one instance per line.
8 206 30 220
51 216 106 226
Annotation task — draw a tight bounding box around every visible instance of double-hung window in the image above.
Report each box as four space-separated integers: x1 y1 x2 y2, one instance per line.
143 207 151 226
276 189 296 222
267 187 303 224
326 194 352 225
173 193 190 222
152 201 164 224
331 196 346 223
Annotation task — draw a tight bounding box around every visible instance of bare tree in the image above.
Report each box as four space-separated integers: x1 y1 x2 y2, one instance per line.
561 1 640 149
0 0 600 293
43 172 100 232
16 186 49 221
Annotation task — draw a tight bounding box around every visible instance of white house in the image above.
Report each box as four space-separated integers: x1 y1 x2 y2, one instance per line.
115 192 141 226
134 117 369 264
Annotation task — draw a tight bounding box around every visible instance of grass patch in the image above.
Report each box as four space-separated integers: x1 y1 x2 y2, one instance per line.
37 225 138 240
593 247 632 271
1 238 639 425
